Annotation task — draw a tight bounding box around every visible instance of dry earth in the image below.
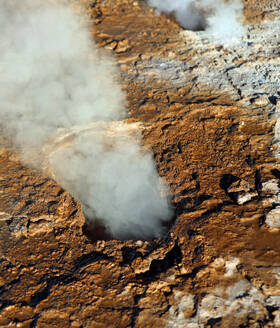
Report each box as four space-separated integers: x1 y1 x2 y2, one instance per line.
1 0 280 327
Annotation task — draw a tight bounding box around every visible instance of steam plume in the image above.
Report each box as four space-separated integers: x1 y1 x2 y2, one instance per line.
0 0 172 240
148 0 244 44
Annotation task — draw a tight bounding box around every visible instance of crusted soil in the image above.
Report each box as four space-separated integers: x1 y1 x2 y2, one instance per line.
1 1 280 327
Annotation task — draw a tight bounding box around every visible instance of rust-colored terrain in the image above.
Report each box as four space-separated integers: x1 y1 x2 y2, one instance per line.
1 0 280 327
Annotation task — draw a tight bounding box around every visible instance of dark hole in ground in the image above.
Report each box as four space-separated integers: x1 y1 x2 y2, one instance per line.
82 219 111 242
206 317 222 326
255 169 262 192
219 174 240 192
268 95 278 105
191 172 198 180
174 194 212 216
259 215 266 227
187 229 197 239
246 154 255 166
219 174 240 203
194 245 203 257
271 168 280 179
80 147 177 243
266 306 277 321
121 246 142 266
136 243 182 282
83 211 176 243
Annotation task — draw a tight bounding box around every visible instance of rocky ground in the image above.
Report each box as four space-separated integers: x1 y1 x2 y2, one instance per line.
1 0 280 327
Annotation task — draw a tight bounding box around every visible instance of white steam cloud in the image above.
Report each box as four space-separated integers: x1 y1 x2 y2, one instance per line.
0 0 172 240
148 0 244 44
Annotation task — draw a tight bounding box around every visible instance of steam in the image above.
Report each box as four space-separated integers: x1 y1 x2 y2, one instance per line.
148 0 244 44
0 0 172 240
